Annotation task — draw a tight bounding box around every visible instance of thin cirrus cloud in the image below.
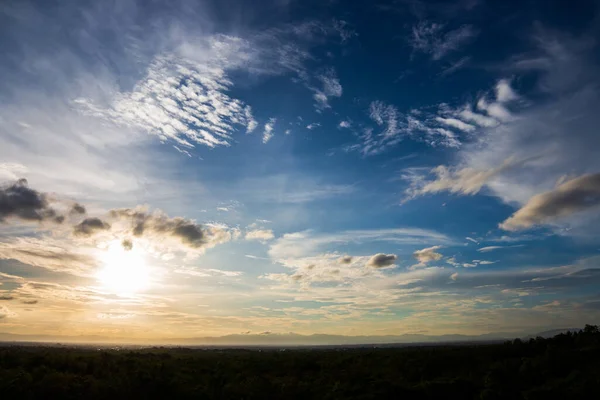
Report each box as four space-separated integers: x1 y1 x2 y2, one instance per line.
312 67 343 110
477 245 525 253
410 22 477 60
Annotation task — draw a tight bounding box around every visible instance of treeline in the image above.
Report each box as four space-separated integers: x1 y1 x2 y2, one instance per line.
1 325 599 399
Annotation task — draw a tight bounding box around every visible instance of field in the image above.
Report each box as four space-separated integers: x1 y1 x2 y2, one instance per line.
1 326 599 399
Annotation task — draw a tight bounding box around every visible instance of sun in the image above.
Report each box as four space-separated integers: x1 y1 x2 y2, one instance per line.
96 240 150 295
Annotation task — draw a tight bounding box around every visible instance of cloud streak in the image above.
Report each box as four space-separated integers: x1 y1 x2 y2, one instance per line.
501 173 600 231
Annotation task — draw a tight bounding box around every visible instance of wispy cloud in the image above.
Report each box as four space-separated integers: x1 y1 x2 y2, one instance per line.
478 245 524 253
410 22 477 60
312 67 343 110
440 56 471 76
263 118 276 143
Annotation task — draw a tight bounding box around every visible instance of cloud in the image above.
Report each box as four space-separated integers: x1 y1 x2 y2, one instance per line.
312 67 342 110
500 173 600 231
0 179 63 224
338 255 353 264
409 29 600 236
434 117 475 132
0 237 97 275
495 79 519 103
263 118 276 144
332 19 358 42
269 228 452 261
0 305 15 319
78 53 259 150
121 238 133 251
109 208 232 251
352 101 403 155
73 217 111 237
338 120 352 128
440 56 471 76
349 98 477 156
0 295 14 301
0 163 28 182
478 245 524 253
413 245 443 265
404 158 520 199
70 203 87 215
245 106 259 133
245 229 275 241
367 253 398 268
410 22 476 60
458 107 499 127
450 272 459 281
22 299 38 305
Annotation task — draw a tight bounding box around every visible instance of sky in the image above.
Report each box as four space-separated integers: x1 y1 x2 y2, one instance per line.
1 0 600 342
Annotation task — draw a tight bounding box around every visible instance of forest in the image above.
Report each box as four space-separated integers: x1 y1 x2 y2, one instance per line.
0 325 599 399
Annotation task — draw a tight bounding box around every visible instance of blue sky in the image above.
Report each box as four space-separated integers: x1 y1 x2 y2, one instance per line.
0 0 600 340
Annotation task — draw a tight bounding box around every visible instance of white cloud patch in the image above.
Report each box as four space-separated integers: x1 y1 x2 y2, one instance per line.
78 54 258 149
263 118 276 144
412 245 443 268
245 229 275 241
338 120 352 128
435 117 475 132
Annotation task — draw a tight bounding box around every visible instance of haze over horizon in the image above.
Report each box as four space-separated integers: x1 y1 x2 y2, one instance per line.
1 0 600 344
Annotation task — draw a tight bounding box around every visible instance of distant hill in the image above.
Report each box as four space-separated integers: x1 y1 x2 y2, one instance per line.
0 327 586 347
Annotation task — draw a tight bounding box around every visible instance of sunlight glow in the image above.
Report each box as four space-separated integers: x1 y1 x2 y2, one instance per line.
97 240 150 295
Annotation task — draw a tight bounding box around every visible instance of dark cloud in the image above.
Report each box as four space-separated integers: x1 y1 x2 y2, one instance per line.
121 238 133 251
367 253 398 268
501 173 600 231
0 179 63 223
338 255 353 264
73 217 111 237
70 203 86 215
109 208 231 249
0 295 14 300
22 299 38 305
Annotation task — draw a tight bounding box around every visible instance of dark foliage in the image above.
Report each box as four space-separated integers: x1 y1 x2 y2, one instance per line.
1 325 599 399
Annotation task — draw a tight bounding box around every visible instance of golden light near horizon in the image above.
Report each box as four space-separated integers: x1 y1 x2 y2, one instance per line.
96 240 150 295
